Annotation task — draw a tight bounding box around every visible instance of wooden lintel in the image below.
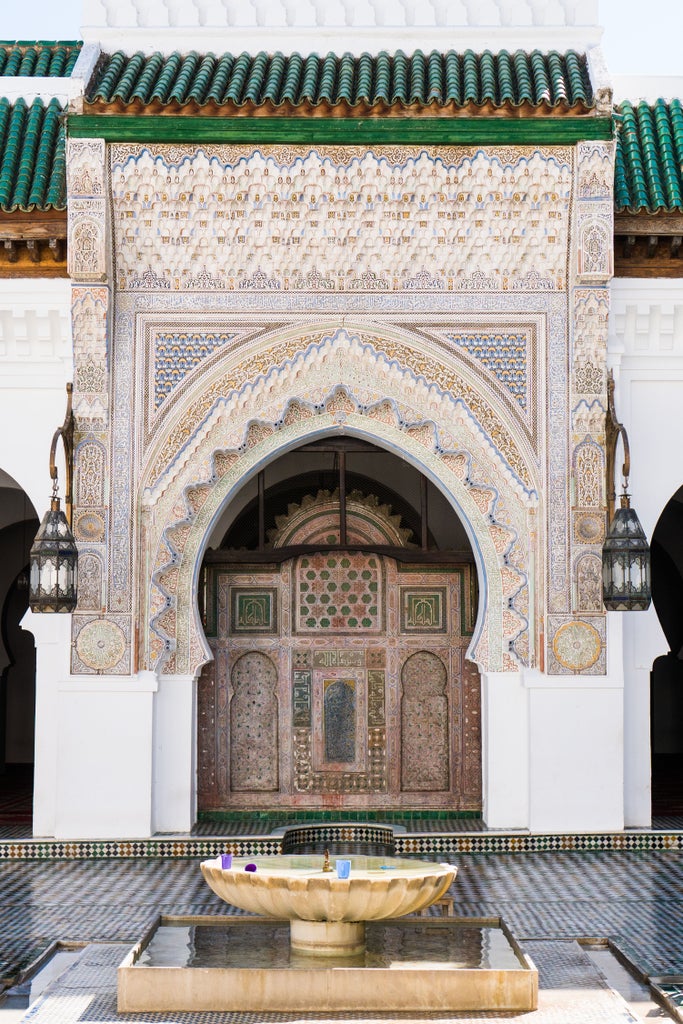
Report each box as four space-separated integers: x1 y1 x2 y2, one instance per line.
203 545 475 566
615 213 683 237
0 234 67 276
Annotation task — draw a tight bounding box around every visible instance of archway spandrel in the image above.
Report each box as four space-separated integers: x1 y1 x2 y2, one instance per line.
143 328 536 497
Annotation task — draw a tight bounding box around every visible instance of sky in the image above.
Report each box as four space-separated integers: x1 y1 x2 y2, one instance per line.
0 0 681 78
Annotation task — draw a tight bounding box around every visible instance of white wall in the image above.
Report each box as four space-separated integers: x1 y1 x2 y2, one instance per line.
0 280 72 514
609 279 683 826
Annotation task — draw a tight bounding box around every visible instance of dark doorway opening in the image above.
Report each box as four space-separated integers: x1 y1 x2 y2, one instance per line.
650 484 683 816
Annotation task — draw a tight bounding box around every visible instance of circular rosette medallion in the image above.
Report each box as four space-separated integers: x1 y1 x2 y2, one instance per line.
552 621 602 671
76 619 127 671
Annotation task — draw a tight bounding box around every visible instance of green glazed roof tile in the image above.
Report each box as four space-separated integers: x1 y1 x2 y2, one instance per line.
616 99 683 212
0 97 65 211
0 42 81 77
86 47 594 113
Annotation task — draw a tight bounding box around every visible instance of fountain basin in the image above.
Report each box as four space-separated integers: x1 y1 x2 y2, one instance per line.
117 915 538 1014
200 853 456 954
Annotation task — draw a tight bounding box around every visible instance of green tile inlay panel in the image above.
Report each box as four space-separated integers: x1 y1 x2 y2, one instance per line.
229 587 277 634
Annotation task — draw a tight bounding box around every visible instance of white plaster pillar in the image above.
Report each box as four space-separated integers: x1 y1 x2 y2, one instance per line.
480 670 529 829
24 608 159 839
526 615 625 832
22 610 71 838
152 672 197 834
53 672 157 838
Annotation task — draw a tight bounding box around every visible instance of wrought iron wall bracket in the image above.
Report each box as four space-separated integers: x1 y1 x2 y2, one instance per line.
605 370 630 524
49 382 74 527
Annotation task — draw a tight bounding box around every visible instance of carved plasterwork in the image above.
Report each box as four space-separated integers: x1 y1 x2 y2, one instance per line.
110 145 573 294
556 139 613 665
71 613 132 675
269 489 414 548
67 139 109 283
68 139 105 197
575 142 614 283
548 616 605 674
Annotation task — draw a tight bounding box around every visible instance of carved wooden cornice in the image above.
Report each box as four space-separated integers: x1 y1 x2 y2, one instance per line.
614 213 683 278
0 210 67 277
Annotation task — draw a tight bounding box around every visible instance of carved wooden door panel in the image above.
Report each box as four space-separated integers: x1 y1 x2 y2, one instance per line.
198 554 481 812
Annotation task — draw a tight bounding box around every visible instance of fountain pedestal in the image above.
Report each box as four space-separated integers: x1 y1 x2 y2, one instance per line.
290 919 365 956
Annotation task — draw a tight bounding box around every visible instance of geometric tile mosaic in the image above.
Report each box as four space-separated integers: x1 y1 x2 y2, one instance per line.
154 331 236 408
295 552 382 634
447 331 529 410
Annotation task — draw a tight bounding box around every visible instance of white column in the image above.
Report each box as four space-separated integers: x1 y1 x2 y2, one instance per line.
22 610 71 837
480 670 529 829
622 609 658 826
152 672 197 834
24 606 159 840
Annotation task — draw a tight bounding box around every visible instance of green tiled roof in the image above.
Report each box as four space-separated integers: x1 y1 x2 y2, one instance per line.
0 97 65 211
86 48 594 113
615 99 683 213
0 41 81 77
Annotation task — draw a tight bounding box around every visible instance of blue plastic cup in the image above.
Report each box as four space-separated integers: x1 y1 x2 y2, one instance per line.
336 859 351 879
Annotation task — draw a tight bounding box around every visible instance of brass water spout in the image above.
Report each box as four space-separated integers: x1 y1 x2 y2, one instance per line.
322 848 332 872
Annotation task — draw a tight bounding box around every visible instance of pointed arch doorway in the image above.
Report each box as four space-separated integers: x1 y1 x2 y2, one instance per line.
197 437 482 815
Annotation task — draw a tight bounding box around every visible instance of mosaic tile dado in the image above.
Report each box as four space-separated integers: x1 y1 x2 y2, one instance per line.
1 831 682 861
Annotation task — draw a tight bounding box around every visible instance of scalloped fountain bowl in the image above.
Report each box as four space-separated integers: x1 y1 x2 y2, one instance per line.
118 854 538 1013
200 854 456 955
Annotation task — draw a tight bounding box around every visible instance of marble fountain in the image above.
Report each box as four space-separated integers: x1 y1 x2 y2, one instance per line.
118 852 537 1013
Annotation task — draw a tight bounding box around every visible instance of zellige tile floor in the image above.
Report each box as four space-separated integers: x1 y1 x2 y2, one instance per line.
1 849 683 1022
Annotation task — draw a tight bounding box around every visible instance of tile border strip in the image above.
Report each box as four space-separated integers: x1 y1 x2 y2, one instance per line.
0 831 681 860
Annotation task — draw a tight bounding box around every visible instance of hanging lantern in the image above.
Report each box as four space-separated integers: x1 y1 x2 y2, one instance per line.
29 494 78 612
28 383 78 613
602 494 651 611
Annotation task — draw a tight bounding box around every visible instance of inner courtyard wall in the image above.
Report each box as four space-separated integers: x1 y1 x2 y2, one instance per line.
608 280 683 827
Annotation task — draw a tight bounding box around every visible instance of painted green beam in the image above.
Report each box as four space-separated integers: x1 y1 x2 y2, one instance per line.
68 114 613 145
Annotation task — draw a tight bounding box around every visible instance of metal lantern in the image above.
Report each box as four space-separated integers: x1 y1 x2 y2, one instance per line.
28 383 78 613
29 493 78 612
602 494 651 611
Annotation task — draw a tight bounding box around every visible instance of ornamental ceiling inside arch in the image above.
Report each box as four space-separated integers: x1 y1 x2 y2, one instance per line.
66 135 612 679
